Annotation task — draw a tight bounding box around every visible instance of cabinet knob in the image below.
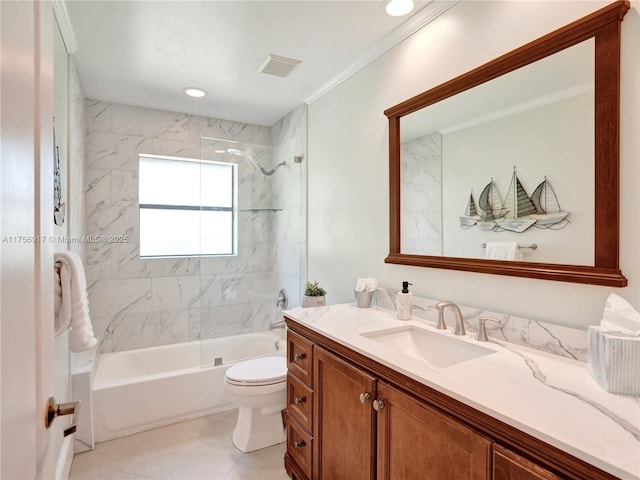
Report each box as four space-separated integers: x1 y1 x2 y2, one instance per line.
294 352 306 361
359 392 371 404
373 399 385 411
294 440 306 449
294 396 306 405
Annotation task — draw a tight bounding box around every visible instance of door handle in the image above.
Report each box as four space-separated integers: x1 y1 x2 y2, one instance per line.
45 396 80 437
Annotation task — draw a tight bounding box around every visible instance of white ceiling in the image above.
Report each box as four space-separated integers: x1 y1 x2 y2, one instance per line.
65 1 437 127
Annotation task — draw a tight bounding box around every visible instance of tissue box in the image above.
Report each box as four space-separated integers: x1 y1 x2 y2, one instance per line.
587 326 640 396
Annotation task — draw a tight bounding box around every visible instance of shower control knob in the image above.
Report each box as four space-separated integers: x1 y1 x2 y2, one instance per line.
294 440 306 449
359 393 371 404
294 353 306 361
294 396 306 405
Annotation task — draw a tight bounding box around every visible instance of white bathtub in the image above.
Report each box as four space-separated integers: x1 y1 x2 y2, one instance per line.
93 331 285 442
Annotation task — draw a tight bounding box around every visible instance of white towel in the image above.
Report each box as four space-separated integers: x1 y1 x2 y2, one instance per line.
53 267 67 335
355 278 378 292
54 251 98 352
485 242 521 261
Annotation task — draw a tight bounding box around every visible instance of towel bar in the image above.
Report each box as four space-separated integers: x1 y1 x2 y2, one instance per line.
480 243 537 250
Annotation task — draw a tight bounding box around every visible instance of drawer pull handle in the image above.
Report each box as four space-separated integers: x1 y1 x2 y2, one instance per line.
294 396 306 405
373 399 385 411
359 393 371 404
294 353 306 361
294 440 306 449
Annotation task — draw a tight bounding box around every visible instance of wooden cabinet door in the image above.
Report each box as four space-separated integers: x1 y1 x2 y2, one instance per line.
313 347 377 480
494 445 563 480
376 382 491 480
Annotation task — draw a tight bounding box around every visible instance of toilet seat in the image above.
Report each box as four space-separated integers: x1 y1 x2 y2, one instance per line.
225 356 287 387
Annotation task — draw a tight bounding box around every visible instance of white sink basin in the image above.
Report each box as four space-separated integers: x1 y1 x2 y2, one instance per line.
361 325 496 368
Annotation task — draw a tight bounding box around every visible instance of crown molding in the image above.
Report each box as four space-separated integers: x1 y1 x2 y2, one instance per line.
438 82 594 135
53 0 78 54
304 0 459 105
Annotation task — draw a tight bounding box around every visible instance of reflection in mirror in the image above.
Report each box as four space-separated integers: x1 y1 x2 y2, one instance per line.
386 1 629 287
400 40 594 265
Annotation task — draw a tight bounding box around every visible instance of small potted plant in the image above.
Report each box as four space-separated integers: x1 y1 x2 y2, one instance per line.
302 281 327 308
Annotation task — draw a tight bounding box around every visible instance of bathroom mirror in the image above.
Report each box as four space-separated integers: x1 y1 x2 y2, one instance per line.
385 0 629 287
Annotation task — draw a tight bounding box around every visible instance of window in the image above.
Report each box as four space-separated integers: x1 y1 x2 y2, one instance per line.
139 154 237 257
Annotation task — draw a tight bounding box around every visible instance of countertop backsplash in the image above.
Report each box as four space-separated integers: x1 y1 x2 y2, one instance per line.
374 287 588 362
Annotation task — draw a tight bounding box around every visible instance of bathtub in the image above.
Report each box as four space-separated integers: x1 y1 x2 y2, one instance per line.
93 331 285 442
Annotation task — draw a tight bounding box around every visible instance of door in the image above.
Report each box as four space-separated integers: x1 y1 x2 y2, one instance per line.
1 1 56 478
313 347 377 480
376 382 491 480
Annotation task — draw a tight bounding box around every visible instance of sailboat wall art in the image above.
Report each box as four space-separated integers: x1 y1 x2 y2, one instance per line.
459 168 569 233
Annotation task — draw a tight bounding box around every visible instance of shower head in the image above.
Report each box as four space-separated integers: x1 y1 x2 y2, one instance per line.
225 148 285 176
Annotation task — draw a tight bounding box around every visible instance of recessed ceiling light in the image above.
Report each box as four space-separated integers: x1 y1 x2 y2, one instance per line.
386 0 414 17
183 87 207 98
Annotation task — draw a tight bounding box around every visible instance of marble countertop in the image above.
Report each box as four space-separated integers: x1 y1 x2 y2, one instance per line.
283 303 640 479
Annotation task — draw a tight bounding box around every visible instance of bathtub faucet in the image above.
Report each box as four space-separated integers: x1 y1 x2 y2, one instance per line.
269 320 286 331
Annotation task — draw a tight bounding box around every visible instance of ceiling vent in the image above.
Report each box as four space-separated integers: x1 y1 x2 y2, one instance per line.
258 54 302 78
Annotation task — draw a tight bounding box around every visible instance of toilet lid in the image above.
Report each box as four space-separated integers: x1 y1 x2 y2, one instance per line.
225 356 287 385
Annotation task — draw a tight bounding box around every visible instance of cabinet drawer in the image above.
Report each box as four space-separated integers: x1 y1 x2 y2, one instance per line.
287 413 313 479
287 330 313 385
494 445 563 480
287 372 313 432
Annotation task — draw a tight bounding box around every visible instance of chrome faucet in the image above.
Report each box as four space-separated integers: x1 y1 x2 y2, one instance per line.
435 301 466 336
276 288 288 309
269 320 286 331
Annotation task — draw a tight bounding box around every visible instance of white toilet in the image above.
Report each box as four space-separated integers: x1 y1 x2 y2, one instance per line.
224 356 287 453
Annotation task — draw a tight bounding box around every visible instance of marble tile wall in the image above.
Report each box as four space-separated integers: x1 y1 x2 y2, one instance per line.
270 104 307 308
400 132 442 255
84 100 307 352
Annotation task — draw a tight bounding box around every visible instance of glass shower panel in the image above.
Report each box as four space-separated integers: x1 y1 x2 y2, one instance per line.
198 136 305 368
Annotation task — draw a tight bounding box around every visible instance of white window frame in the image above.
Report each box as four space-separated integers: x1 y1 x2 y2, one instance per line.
138 153 238 258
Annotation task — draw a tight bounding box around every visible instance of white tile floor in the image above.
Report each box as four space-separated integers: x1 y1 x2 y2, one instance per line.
69 410 290 480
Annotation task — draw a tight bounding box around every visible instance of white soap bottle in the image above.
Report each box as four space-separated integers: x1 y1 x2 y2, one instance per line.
396 281 413 320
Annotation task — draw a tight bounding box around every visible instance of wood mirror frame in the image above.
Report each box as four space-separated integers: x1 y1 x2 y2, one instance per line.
385 1 629 287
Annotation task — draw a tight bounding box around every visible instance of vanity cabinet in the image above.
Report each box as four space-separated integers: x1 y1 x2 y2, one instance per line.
284 319 619 480
285 330 315 480
313 347 377 480
493 445 563 480
376 382 491 479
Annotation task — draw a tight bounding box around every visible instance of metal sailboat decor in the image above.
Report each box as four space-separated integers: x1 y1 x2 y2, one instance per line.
496 168 537 233
530 176 570 228
459 168 569 232
459 191 480 228
477 178 507 230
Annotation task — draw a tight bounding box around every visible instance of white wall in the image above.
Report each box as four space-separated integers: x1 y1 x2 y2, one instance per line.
442 93 594 264
308 0 640 329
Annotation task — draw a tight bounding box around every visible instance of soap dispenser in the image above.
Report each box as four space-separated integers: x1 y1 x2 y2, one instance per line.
396 281 413 320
